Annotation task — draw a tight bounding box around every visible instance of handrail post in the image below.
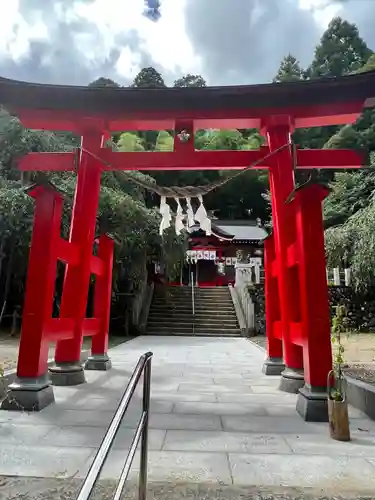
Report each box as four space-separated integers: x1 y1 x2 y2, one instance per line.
191 271 195 317
76 352 153 500
139 357 151 500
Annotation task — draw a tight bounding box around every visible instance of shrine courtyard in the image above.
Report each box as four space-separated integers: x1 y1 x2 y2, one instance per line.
1 336 375 497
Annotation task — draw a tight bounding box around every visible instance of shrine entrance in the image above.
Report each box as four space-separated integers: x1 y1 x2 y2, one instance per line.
0 70 374 421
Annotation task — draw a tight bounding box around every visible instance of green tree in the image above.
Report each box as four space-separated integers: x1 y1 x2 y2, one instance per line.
199 129 247 151
307 17 372 78
154 131 174 151
132 67 166 88
88 77 120 87
131 67 166 150
174 74 207 87
323 54 375 290
118 132 145 152
273 54 305 83
323 53 375 231
297 18 373 155
357 53 375 73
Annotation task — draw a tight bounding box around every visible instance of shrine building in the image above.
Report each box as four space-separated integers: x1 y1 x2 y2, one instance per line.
177 219 267 287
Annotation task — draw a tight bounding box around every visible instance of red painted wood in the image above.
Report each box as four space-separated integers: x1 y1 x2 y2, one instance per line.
90 255 105 277
18 152 76 172
45 319 75 341
91 234 114 356
18 147 364 173
266 121 304 372
293 184 333 387
54 131 104 365
17 185 64 378
16 100 363 131
264 235 283 360
57 238 80 265
82 318 101 337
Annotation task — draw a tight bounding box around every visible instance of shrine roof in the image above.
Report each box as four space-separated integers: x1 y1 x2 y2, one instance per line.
0 70 374 130
191 220 267 242
215 221 267 241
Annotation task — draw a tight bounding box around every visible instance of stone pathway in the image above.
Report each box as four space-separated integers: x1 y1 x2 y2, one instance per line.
1 336 375 493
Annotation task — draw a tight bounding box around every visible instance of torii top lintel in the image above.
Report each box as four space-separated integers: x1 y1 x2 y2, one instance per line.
0 70 375 132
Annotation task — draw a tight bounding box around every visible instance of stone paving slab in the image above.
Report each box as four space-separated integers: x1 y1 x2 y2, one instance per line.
1 335 375 493
228 453 375 490
0 444 94 478
173 401 268 417
163 430 292 454
101 450 232 483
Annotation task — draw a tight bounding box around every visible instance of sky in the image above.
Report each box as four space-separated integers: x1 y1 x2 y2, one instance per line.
0 0 374 87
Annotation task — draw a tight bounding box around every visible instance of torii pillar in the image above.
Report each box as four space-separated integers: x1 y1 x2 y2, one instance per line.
50 129 108 385
262 116 305 392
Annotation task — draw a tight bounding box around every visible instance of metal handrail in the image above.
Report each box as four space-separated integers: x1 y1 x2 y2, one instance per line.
76 351 153 500
191 271 195 317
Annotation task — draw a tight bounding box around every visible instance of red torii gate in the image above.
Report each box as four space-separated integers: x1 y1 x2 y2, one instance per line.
0 71 374 419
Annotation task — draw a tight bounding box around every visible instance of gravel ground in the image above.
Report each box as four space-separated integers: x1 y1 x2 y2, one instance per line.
1 477 375 500
0 334 131 372
344 364 375 385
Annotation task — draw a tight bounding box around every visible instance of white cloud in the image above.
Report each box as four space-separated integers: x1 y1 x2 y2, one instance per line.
137 0 202 75
299 0 342 27
76 0 201 78
0 0 49 61
0 0 372 86
116 46 142 78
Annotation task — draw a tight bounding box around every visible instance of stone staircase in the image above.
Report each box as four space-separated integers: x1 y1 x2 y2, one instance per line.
146 286 241 336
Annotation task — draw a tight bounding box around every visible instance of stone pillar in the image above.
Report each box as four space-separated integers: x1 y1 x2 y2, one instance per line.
254 265 260 284
333 268 341 286
51 130 104 386
1 184 63 411
234 263 253 288
294 184 333 422
264 118 304 393
344 268 351 287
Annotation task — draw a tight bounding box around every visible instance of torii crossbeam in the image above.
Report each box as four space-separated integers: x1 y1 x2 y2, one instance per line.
0 70 374 418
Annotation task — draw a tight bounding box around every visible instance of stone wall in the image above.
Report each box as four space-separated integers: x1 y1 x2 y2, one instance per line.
248 285 265 334
249 284 375 334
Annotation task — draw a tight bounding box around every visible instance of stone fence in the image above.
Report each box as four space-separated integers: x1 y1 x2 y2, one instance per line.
233 264 375 334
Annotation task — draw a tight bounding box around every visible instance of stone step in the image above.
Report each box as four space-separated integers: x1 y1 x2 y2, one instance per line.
147 320 238 330
149 311 237 318
155 288 230 297
152 301 234 308
148 311 237 322
152 295 233 304
148 285 239 338
150 308 236 316
147 330 241 337
147 326 240 334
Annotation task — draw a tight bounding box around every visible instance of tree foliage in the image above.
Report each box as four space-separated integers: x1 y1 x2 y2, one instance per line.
307 17 372 78
174 74 207 87
273 54 305 83
132 67 166 88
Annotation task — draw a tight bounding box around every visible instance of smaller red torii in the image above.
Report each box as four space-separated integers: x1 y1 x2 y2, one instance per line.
1 182 114 411
263 182 333 420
